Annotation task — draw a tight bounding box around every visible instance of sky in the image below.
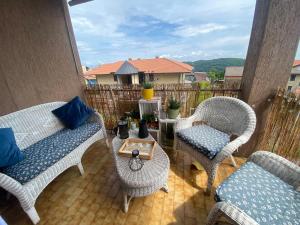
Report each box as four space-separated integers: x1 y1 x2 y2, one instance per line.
69 0 300 67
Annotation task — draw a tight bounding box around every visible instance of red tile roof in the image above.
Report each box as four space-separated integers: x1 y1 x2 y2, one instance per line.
86 58 193 75
293 60 300 67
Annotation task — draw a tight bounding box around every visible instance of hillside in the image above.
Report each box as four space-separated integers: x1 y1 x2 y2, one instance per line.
185 58 245 72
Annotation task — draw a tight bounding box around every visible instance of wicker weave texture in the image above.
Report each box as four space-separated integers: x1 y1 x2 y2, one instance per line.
112 132 170 212
0 102 108 224
206 151 300 225
175 96 256 194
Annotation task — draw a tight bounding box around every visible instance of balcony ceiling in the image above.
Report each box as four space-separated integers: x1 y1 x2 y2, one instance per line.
68 0 93 6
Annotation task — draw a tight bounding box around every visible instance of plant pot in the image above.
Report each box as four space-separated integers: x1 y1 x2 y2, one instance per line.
142 88 154 100
167 108 179 119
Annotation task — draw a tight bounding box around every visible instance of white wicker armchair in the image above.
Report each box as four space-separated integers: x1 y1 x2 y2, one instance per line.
174 96 256 194
0 102 108 224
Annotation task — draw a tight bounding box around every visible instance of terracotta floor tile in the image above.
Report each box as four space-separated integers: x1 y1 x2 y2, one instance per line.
0 139 244 225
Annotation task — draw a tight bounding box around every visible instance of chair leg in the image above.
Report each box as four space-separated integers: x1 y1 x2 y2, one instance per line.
230 155 237 168
206 166 218 195
77 162 84 175
25 207 40 225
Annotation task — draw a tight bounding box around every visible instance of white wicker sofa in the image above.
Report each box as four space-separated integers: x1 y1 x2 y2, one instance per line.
0 102 108 224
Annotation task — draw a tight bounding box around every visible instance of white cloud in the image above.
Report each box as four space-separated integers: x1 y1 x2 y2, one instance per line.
210 35 250 47
69 0 256 65
173 23 228 37
76 41 94 52
71 16 124 38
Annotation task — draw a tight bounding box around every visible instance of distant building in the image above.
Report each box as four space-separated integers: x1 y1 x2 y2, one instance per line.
81 65 89 73
224 66 244 88
194 72 208 82
184 72 208 83
85 57 193 85
82 65 96 85
287 60 300 94
223 61 300 92
224 66 244 81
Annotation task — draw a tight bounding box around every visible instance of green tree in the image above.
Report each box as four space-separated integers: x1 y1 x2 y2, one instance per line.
197 81 212 104
207 69 224 82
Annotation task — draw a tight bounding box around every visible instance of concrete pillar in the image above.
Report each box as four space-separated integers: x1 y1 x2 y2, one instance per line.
240 0 300 156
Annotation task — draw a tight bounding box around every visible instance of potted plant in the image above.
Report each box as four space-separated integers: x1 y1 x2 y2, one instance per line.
142 82 154 100
167 98 181 119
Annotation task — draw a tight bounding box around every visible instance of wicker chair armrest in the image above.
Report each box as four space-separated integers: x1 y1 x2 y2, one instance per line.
206 202 258 225
213 137 244 163
175 115 196 131
247 151 300 188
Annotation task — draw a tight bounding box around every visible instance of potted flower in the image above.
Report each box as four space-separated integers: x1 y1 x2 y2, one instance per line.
142 82 154 100
167 98 181 119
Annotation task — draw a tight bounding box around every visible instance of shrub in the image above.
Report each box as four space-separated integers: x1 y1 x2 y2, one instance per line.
143 82 153 89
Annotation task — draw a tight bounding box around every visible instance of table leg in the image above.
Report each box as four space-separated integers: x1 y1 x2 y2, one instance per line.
123 192 133 213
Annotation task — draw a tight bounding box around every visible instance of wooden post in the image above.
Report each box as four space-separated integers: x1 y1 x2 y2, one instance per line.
240 0 300 156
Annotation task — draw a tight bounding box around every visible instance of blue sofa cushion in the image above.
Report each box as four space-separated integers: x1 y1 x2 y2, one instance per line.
0 128 24 168
216 162 300 225
1 121 102 184
52 96 94 130
176 125 230 159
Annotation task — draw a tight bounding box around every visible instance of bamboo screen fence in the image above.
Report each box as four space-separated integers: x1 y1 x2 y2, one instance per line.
85 84 299 162
84 84 241 130
258 88 300 164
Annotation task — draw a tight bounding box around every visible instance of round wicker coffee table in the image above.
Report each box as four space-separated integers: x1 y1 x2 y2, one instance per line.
112 131 170 212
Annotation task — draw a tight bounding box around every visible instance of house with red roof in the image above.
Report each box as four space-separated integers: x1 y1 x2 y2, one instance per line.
287 60 300 95
84 57 193 85
223 61 300 94
224 66 244 88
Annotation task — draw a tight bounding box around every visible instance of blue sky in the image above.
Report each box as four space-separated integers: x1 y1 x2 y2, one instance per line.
69 0 300 67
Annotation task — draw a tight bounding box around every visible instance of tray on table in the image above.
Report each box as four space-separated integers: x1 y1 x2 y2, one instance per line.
118 138 156 160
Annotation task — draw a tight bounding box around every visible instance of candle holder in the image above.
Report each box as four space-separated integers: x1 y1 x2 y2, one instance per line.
128 149 144 171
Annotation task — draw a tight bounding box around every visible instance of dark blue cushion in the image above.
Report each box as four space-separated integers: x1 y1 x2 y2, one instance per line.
1 121 102 184
0 128 24 168
176 125 230 159
216 162 300 225
52 96 94 130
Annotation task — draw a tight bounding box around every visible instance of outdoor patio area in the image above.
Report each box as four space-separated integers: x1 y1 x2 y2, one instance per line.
0 136 245 225
0 1 299 225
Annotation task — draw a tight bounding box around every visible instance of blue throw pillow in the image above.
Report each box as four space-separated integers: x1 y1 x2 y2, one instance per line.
52 96 94 129
0 128 24 168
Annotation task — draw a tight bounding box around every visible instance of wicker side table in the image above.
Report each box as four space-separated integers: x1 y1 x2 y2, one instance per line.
112 131 170 212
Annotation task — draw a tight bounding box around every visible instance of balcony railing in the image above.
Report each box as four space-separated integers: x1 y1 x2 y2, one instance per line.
85 84 299 162
84 84 241 130
258 88 300 164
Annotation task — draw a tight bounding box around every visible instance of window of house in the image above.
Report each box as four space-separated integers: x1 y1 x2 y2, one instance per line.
287 86 292 91
113 73 117 81
290 74 296 81
138 72 145 84
149 74 154 82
